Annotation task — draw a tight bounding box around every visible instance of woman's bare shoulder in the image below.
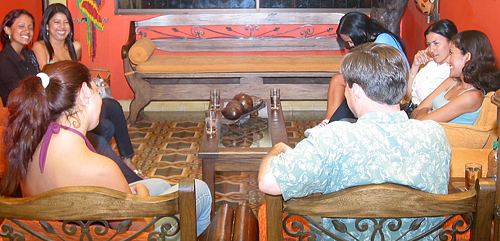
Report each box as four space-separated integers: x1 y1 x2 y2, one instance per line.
51 151 131 192
32 40 44 48
32 41 48 54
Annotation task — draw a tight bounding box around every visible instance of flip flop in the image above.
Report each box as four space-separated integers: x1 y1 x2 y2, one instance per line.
133 169 149 179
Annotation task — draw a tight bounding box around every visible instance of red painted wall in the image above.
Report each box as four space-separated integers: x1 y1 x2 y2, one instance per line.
68 1 159 99
402 0 500 68
0 2 43 48
63 0 500 99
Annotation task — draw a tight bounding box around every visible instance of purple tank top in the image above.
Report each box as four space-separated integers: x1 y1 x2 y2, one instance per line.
39 122 96 173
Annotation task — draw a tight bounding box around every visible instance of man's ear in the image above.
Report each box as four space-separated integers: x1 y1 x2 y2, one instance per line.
351 83 366 99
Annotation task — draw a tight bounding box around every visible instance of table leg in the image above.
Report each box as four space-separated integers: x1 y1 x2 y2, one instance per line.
202 158 216 219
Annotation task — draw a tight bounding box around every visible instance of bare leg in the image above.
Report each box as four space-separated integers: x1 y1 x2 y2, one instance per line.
325 73 347 120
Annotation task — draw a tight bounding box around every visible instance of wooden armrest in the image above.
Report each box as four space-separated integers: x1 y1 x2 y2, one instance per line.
121 21 137 59
199 203 234 241
233 203 258 241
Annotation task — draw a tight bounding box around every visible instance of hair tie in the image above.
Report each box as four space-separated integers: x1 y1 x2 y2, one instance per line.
37 72 50 88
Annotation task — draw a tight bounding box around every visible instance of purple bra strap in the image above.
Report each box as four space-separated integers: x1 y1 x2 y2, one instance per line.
39 122 96 173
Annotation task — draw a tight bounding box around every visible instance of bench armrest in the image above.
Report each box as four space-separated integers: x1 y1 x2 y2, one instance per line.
121 21 137 59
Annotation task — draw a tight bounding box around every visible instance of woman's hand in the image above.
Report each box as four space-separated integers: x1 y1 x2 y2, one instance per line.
406 48 434 101
413 49 433 68
129 183 150 196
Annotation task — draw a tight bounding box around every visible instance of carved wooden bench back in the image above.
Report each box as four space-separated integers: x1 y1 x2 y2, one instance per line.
0 178 198 240
266 179 496 240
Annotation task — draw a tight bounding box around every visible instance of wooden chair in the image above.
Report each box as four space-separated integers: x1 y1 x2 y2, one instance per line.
490 89 500 240
0 178 199 240
266 178 496 240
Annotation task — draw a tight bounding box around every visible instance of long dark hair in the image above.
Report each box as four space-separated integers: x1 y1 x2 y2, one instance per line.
336 11 405 51
1 9 35 47
451 30 500 93
0 61 91 196
37 3 77 61
424 19 457 41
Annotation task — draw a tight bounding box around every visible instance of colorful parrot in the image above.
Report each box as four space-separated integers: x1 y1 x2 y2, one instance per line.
77 0 105 61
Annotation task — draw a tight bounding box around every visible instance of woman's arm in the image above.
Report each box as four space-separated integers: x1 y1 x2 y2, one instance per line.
406 49 433 101
411 77 455 119
85 155 151 230
413 85 483 122
73 40 82 61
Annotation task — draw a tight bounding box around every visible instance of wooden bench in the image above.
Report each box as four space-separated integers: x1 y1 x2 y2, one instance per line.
121 12 345 122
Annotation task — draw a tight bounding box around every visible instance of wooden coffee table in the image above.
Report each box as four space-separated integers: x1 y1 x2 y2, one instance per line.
198 99 289 217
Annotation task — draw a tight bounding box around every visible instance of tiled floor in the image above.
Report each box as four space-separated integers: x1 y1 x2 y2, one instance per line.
124 110 324 214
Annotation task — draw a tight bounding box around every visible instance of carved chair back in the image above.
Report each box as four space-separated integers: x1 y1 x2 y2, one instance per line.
266 178 496 240
0 178 198 240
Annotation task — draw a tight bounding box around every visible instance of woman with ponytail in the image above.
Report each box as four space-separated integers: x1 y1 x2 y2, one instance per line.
0 61 211 235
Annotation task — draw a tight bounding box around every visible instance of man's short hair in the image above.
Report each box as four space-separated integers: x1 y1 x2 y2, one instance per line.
342 42 408 105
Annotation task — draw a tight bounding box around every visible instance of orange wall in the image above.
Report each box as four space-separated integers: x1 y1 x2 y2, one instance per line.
402 0 500 68
0 2 43 46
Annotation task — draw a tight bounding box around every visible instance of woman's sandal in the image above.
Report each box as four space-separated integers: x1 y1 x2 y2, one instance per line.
133 169 149 179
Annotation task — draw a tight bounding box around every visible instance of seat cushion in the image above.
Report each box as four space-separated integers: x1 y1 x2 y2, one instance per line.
135 54 343 74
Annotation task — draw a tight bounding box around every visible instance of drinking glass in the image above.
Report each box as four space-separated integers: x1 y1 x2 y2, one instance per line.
465 163 482 190
205 109 217 136
210 89 220 110
270 88 280 110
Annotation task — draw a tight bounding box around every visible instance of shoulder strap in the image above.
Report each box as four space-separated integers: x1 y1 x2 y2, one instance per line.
39 122 96 173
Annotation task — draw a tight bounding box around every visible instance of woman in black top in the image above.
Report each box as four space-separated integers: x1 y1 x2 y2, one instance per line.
0 9 39 106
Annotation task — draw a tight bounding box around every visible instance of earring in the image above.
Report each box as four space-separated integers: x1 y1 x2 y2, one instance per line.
8 35 10 40
85 99 90 105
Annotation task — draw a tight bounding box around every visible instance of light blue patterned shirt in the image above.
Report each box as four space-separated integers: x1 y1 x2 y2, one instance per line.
270 111 451 240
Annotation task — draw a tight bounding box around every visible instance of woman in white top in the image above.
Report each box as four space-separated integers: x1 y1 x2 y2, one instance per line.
404 19 457 111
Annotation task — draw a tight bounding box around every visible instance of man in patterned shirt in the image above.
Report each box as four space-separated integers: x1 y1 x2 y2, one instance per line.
258 42 451 240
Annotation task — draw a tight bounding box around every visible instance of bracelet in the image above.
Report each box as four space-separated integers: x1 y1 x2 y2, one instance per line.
409 73 416 78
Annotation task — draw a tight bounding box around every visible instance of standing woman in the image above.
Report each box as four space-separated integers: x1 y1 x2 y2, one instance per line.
0 9 39 106
32 3 146 181
412 30 500 124
317 11 408 127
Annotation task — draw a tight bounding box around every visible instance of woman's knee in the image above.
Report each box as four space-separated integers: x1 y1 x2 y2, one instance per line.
194 179 211 202
131 178 172 196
